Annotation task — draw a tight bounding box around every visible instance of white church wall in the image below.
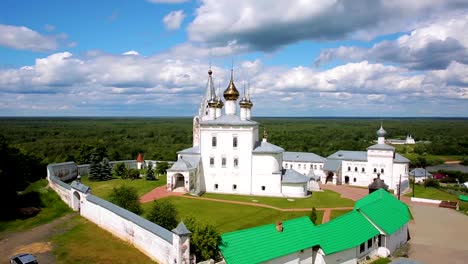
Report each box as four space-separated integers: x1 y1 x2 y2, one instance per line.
341 161 369 186
281 183 307 197
199 126 256 194
367 150 395 189
252 154 282 195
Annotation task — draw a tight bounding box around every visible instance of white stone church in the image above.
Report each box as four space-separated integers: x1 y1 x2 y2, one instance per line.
167 69 410 197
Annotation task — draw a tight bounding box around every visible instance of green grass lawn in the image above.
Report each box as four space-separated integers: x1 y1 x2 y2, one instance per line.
0 179 71 234
52 215 154 264
329 209 352 221
200 190 354 209
405 184 468 214
81 175 166 199
142 196 323 233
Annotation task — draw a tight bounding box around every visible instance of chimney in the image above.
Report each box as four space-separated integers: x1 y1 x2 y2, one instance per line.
276 221 283 232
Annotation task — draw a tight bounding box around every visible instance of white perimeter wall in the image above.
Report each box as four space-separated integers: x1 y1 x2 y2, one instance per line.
47 163 179 264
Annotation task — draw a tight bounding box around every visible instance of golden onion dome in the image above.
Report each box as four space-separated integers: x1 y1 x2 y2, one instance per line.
223 70 240 101
207 97 217 108
215 97 224 108
239 97 252 109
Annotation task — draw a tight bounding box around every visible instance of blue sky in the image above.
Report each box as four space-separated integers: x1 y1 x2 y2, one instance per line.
0 0 467 117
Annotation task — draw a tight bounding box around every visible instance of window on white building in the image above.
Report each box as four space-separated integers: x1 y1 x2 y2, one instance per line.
233 184 237 190
234 158 239 168
314 165 317 170
355 167 358 172
320 165 323 169
233 136 238 148
221 157 226 168
214 184 218 190
261 186 266 191
353 178 356 182
360 243 365 253
290 164 293 169
212 136 217 147
374 168 377 173
362 167 365 173
209 157 214 167
381 168 384 174
298 164 301 169
348 166 351 171
367 238 373 248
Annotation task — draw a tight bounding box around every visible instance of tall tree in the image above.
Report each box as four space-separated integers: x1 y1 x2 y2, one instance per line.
146 161 155 180
147 199 178 230
108 186 143 215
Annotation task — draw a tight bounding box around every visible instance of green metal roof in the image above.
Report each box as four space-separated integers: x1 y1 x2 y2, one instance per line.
219 189 411 263
314 210 380 254
219 217 319 264
354 189 411 235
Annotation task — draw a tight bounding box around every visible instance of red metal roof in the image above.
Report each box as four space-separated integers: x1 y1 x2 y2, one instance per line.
136 153 144 162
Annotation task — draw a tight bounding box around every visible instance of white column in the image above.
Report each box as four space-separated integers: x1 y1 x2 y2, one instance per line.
240 107 247 120
225 100 236 115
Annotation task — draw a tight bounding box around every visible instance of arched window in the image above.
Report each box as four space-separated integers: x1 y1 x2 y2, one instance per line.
298 164 301 169
354 167 358 172
234 158 239 168
232 184 237 190
209 157 214 167
348 166 351 171
233 137 238 148
381 168 384 174
373 168 377 173
362 167 365 173
354 178 357 182
212 136 217 147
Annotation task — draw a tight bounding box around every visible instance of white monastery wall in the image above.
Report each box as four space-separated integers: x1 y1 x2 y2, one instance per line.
281 183 307 197
341 161 369 186
47 162 184 264
252 154 282 195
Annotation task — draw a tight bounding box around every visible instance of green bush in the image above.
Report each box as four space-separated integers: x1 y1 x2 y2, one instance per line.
128 168 140 180
424 178 440 188
147 199 178 230
113 162 128 179
184 217 221 261
108 185 143 215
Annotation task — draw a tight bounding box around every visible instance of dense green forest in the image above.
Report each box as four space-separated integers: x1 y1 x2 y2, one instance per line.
0 117 467 166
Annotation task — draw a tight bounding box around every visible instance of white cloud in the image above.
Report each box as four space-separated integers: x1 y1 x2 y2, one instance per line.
314 14 468 70
122 50 140 56
163 10 186 30
0 51 466 116
0 24 58 51
187 0 468 51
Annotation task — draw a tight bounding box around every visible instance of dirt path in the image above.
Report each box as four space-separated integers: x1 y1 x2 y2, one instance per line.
0 213 77 264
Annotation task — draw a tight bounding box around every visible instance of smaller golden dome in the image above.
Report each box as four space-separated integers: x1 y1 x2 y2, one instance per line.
215 97 224 108
223 70 240 101
239 97 252 109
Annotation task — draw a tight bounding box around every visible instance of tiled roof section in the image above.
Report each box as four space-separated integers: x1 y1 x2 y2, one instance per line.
354 189 411 235
327 150 368 161
172 221 191 236
283 152 326 163
323 159 341 171
315 210 380 254
200 114 258 126
282 169 310 183
394 153 410 163
136 153 144 162
253 140 284 154
409 168 432 177
219 217 318 264
177 146 200 154
168 156 200 171
71 181 91 193
86 194 173 243
368 144 395 151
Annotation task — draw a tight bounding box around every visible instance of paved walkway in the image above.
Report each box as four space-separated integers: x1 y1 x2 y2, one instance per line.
139 186 185 203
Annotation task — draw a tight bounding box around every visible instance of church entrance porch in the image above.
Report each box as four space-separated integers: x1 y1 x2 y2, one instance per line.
173 174 186 192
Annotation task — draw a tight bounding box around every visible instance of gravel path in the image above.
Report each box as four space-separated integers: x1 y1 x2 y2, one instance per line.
0 213 76 264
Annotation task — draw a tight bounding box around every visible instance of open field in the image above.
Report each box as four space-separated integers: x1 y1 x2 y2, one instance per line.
200 190 354 209
142 196 322 233
52 215 155 264
81 176 166 199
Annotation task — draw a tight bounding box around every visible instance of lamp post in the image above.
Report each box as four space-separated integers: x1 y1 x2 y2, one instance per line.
398 174 402 200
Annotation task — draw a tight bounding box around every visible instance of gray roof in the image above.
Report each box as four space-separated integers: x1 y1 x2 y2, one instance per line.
282 169 310 183
368 143 395 151
71 181 91 193
323 159 342 171
409 168 432 177
200 114 258 126
368 178 389 190
178 146 200 154
168 156 200 171
394 153 410 163
328 150 368 161
283 151 325 163
172 221 191 236
253 140 284 154
86 194 173 243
